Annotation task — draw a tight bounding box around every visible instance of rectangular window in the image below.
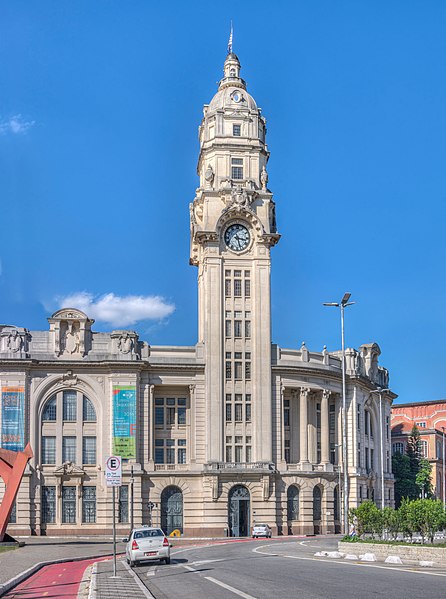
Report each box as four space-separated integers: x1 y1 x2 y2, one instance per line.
178 407 186 425
119 486 129 523
225 320 231 337
62 436 76 463
245 361 251 380
82 487 96 523
225 279 231 297
155 448 164 463
166 448 175 464
226 361 232 379
246 403 251 422
63 390 77 421
246 445 252 462
232 158 243 165
284 440 290 464
234 320 242 337
82 436 96 465
235 403 243 422
234 352 242 359
329 404 336 431
83 396 96 421
234 270 242 277
235 445 243 463
155 406 164 425
178 448 186 464
245 321 251 338
226 445 232 462
42 486 56 523
234 362 243 380
226 403 232 422
244 279 251 297
166 407 175 425
225 270 231 277
357 405 361 430
42 436 56 464
232 166 243 179
62 487 76 524
233 124 241 136
234 279 242 297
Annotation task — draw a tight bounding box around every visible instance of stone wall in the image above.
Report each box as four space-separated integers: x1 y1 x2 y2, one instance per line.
338 541 446 563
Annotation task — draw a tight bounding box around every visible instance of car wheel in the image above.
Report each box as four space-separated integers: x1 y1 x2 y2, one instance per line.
129 560 135 568
164 556 171 565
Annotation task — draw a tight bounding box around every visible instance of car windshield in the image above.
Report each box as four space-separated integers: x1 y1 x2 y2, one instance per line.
255 524 267 528
133 529 164 539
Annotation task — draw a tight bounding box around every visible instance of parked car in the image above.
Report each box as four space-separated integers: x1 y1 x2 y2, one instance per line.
123 526 171 567
252 523 272 538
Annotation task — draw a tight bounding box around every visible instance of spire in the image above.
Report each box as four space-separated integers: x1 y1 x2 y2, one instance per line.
227 22 233 54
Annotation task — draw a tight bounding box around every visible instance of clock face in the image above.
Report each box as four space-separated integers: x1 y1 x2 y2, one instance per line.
224 224 250 252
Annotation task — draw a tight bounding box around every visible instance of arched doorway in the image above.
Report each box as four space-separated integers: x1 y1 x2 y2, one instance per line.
228 485 250 537
313 486 322 534
287 486 299 535
161 486 183 535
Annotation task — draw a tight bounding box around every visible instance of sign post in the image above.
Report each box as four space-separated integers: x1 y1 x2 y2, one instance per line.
105 456 122 577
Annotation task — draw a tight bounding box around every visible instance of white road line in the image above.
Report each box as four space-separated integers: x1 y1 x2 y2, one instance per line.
252 545 446 578
183 565 199 572
204 576 257 599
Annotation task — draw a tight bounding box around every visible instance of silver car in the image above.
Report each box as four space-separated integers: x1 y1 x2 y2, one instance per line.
252 523 272 538
124 526 171 566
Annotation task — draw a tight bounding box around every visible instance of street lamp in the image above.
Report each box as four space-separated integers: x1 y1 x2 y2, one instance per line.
323 292 355 535
370 388 390 510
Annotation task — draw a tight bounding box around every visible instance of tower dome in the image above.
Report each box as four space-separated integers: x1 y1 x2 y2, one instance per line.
208 53 258 112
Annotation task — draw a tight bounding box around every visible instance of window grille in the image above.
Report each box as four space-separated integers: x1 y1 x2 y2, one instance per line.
82 487 96 523
42 396 57 421
119 485 129 523
233 124 241 136
63 436 76 463
63 390 77 421
42 436 56 464
83 396 96 421
62 487 76 524
42 486 56 523
82 436 96 465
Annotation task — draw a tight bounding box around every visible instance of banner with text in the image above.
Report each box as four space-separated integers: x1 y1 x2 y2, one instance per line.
1 386 25 451
112 385 136 458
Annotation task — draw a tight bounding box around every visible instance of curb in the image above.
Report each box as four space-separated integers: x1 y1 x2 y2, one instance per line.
0 552 117 598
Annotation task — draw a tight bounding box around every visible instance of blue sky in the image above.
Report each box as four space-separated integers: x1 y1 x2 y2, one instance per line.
1 1 446 404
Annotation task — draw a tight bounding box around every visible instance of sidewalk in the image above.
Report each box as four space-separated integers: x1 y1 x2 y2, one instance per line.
91 558 154 599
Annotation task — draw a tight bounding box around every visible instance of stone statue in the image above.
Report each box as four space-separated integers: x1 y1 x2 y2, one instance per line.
7 330 22 353
64 323 80 354
204 164 214 187
260 165 268 191
300 341 309 362
118 333 133 354
322 345 329 365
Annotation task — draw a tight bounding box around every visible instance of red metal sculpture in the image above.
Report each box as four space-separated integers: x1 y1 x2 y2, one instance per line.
0 443 33 542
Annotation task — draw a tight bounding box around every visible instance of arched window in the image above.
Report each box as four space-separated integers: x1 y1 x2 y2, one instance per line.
83 396 96 421
161 486 183 535
287 486 299 521
42 396 57 421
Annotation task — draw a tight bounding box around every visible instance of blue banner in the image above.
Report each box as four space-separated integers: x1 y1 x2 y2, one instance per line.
1 387 25 451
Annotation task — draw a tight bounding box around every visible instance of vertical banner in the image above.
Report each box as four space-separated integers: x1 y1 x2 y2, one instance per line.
1 386 25 451
112 385 136 458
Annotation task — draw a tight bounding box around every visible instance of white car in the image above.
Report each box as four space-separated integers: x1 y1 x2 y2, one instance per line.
252 523 272 538
124 527 171 567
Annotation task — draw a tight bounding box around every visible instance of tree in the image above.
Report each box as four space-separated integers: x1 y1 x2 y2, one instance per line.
392 453 418 506
416 458 433 499
406 425 422 476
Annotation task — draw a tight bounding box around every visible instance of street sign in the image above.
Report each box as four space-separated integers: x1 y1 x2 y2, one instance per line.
105 455 122 487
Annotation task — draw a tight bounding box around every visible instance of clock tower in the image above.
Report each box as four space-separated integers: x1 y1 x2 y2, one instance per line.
190 52 280 466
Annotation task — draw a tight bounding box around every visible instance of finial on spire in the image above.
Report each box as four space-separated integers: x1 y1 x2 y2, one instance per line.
227 22 233 54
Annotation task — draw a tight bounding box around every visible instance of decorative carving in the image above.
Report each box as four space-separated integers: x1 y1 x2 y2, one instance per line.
322 389 331 400
54 461 85 477
118 333 133 354
61 370 78 387
6 330 22 353
300 341 309 362
61 322 80 355
204 164 214 188
260 165 268 191
300 387 311 398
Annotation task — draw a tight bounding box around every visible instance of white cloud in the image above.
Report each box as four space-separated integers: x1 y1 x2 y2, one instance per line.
0 114 35 135
56 292 175 328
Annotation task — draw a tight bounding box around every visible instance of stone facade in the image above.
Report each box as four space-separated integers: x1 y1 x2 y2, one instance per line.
1 52 395 537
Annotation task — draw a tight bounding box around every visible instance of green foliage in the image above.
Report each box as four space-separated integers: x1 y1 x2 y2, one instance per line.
416 459 433 498
392 453 418 506
349 498 446 544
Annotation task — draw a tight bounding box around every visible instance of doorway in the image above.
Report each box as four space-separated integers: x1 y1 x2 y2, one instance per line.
228 485 250 537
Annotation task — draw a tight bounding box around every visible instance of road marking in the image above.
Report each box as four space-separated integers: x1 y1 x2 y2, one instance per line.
252 545 446 577
204 576 257 599
190 558 225 565
146 568 156 577
183 565 199 572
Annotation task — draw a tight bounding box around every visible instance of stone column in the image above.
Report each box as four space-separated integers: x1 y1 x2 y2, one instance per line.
148 385 154 468
321 389 330 465
299 388 310 464
189 384 196 464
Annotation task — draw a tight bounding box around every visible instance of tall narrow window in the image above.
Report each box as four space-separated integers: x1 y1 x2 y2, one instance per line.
83 396 96 422
178 439 187 464
245 320 251 338
245 361 251 380
246 402 252 422
234 320 242 337
42 486 56 523
155 439 164 463
42 396 57 421
284 399 290 427
225 279 231 297
234 279 242 297
82 487 96 523
63 390 77 421
231 157 243 180
225 320 231 337
62 487 76 523
284 440 290 463
244 279 251 297
63 436 76 463
119 486 129 523
234 362 243 380
235 403 243 422
226 402 232 422
226 361 232 379
42 436 56 464
233 124 241 136
82 436 96 465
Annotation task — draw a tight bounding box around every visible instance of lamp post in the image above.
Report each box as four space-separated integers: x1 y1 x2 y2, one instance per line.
323 292 355 535
370 388 390 510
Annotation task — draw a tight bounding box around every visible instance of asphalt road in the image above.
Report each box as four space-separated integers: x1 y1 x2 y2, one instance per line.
132 537 446 599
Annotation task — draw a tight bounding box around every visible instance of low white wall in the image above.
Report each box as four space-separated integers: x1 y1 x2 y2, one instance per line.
338 541 446 563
